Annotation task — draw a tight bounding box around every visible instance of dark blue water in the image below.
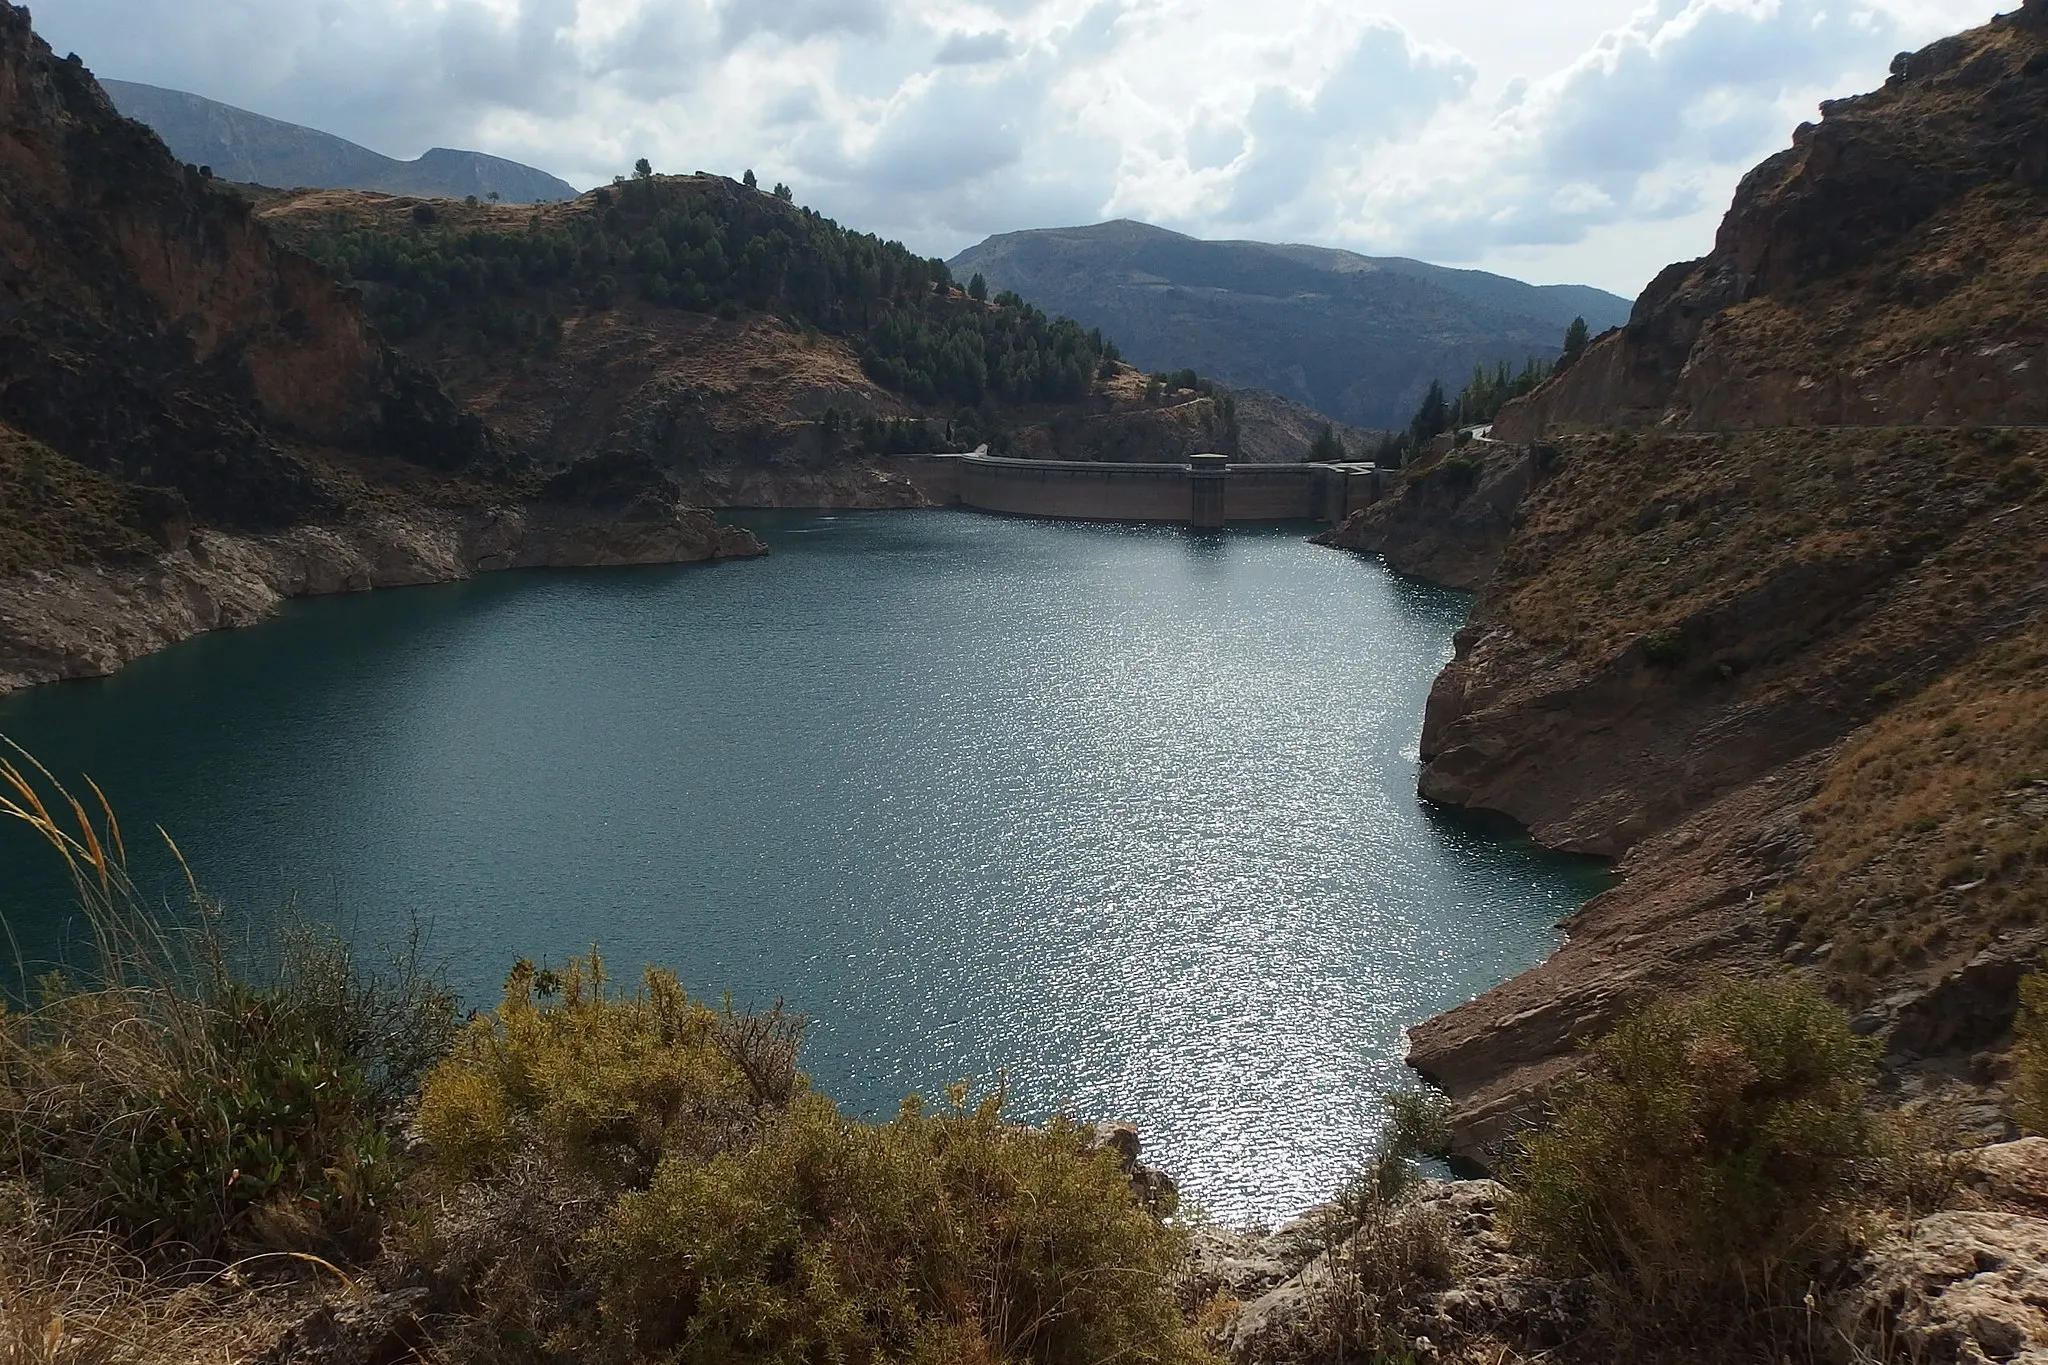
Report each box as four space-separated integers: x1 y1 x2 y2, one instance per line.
0 511 1601 1218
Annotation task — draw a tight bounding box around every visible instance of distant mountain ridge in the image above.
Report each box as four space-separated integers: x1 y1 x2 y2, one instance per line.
101 80 578 204
950 221 1633 428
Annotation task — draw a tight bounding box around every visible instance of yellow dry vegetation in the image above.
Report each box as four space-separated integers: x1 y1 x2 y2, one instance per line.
1488 426 2046 665
1780 619 2048 985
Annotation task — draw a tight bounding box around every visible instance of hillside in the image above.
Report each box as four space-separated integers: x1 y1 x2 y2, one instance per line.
1494 9 2048 437
949 220 1632 428
101 80 578 203
0 12 756 692
1327 0 2048 1161
253 180 1336 501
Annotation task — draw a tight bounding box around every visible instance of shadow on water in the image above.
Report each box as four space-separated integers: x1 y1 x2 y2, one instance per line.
1418 800 1619 906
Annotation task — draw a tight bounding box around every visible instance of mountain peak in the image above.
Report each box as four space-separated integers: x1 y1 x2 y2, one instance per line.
99 80 578 203
950 220 1631 427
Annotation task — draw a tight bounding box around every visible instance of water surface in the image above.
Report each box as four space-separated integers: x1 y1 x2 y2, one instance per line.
0 511 1602 1219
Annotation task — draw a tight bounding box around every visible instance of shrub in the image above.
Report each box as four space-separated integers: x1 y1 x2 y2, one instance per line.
582 1086 1206 1365
1506 978 1877 1325
1312 1090 1458 1361
2015 958 2048 1136
0 749 453 1260
1640 626 1687 666
418 965 1204 1363
417 955 799 1186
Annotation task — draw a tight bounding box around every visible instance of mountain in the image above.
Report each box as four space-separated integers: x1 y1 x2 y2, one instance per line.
948 220 1633 428
1325 0 2048 1163
0 14 757 692
250 179 1349 501
100 79 579 203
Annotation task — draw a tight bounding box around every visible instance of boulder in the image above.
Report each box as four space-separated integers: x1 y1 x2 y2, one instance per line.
1842 1211 2048 1364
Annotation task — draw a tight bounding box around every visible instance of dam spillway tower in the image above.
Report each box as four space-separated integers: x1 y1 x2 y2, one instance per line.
1189 452 1228 530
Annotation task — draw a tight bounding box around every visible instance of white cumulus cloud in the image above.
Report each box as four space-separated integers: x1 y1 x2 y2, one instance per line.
35 0 2000 296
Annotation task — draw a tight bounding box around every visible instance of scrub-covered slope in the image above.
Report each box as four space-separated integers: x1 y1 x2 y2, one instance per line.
1327 0 2048 1158
0 9 758 692
255 181 1322 503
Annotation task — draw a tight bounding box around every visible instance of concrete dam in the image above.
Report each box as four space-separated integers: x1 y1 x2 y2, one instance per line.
883 452 1389 528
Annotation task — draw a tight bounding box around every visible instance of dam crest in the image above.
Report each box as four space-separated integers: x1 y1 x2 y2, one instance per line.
883 452 1388 528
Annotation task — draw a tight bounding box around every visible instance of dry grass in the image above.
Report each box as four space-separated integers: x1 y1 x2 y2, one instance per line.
0 426 158 577
1777 620 2048 988
0 1206 327 1365
1486 426 2046 664
1707 180 2048 376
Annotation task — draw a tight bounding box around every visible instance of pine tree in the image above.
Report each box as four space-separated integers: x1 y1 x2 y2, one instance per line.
1409 380 1449 445
1307 423 1344 463
1562 315 1590 363
968 273 988 302
743 169 758 190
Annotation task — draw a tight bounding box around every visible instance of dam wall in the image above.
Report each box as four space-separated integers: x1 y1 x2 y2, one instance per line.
883 453 1386 526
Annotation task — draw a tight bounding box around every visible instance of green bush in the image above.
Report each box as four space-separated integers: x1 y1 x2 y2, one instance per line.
0 750 453 1259
1506 978 1876 1319
584 1087 1207 1365
416 955 796 1185
1640 626 1687 666
418 959 1207 1364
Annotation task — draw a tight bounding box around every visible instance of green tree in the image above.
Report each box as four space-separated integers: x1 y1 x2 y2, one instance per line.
742 168 758 190
773 182 794 202
1307 423 1345 463
1562 315 1590 363
1409 379 1449 445
634 158 653 180
968 272 988 302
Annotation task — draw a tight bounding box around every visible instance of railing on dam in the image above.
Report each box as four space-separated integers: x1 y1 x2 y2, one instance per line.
880 451 1387 527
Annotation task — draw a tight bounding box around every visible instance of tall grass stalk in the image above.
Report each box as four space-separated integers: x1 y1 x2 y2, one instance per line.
0 739 456 1261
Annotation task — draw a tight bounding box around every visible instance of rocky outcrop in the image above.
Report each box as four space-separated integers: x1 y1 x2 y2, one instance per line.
1315 442 1549 591
1399 420 2046 1156
1496 2 2048 438
1191 1182 1593 1365
0 501 762 693
1355 2 2048 1163
1843 1210 2048 1364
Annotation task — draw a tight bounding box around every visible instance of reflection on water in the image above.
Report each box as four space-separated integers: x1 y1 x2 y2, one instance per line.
0 511 1606 1219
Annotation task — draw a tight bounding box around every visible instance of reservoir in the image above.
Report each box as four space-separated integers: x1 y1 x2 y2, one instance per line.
0 511 1602 1221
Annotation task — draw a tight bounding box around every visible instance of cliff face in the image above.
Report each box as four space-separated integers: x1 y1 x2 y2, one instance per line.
0 8 760 692
0 6 499 528
1315 443 1550 592
1359 3 2048 1161
1496 0 2048 438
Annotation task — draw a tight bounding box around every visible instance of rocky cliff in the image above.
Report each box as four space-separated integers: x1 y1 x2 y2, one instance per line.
1495 0 2048 438
0 7 760 693
1327 2 2048 1161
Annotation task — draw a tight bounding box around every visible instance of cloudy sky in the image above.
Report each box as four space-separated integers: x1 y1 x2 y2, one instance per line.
37 0 1999 297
